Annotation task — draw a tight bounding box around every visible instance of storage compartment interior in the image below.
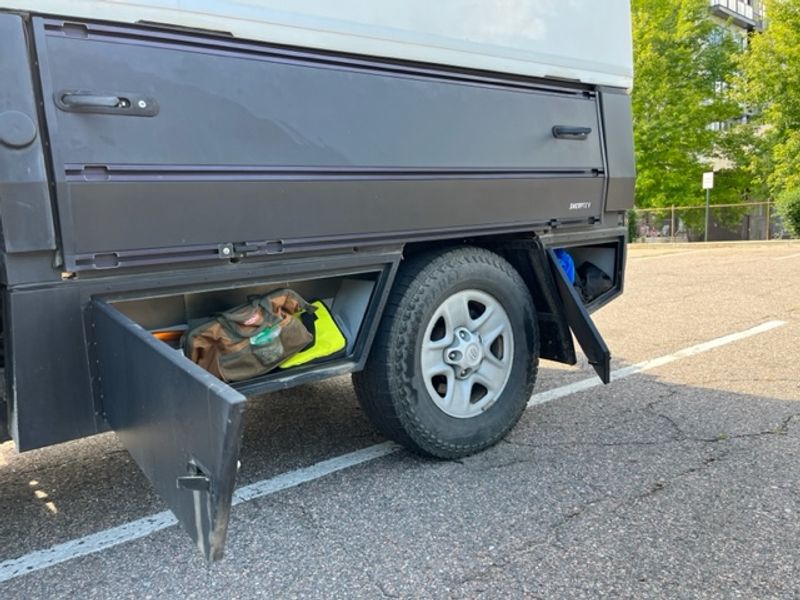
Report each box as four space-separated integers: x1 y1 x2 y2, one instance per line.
556 239 623 308
110 272 379 378
568 246 617 285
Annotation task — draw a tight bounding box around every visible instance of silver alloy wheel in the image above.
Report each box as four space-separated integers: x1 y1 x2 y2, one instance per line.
420 289 514 419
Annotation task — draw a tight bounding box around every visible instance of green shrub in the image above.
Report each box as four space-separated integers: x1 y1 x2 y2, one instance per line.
627 209 639 242
776 188 800 237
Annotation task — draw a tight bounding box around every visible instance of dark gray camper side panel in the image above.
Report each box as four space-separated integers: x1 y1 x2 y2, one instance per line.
600 89 636 212
32 18 606 271
0 14 59 285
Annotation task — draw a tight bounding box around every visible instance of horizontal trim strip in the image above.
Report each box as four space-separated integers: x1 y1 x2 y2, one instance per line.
64 164 602 182
65 217 594 271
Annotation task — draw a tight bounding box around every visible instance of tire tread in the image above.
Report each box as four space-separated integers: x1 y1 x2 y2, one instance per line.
354 246 538 458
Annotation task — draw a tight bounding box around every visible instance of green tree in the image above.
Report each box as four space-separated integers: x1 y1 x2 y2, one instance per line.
775 188 800 236
631 0 745 209
737 0 800 195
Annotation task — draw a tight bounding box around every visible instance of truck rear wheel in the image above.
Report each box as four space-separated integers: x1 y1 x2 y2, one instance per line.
354 246 539 458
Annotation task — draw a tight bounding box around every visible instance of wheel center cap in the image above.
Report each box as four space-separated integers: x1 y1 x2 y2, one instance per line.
445 328 484 374
465 344 482 367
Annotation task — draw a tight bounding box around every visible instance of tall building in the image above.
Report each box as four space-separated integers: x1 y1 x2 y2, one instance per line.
708 0 769 239
708 0 764 158
709 0 764 31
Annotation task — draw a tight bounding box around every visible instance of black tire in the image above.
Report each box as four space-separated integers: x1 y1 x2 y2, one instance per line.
353 246 539 458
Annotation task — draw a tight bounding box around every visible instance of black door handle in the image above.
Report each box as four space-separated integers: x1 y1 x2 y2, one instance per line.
55 90 159 117
60 93 127 109
552 125 593 140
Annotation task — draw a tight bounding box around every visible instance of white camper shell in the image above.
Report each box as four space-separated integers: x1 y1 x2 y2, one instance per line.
3 0 634 89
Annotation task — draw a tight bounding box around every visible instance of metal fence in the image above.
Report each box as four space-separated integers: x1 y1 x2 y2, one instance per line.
630 201 790 243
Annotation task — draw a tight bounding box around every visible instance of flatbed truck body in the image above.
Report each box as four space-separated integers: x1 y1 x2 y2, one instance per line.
0 1 634 559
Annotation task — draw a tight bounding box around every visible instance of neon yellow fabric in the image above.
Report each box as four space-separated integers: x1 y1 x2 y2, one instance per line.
279 301 346 368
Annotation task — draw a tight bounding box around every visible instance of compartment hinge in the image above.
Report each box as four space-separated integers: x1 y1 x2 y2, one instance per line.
177 474 211 492
177 460 212 492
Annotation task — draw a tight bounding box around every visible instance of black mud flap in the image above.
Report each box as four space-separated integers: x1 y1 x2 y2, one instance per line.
91 300 247 561
546 249 611 383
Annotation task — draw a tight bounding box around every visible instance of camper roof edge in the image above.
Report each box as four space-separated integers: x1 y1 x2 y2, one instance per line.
0 0 633 89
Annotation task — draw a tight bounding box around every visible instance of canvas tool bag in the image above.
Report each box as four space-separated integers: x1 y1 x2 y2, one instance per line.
184 289 315 382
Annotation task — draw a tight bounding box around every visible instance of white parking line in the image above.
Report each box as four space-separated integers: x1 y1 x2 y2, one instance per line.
528 320 786 406
773 252 800 261
0 319 786 583
0 443 399 584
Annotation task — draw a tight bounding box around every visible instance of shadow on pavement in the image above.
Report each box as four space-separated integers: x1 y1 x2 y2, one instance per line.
0 365 798 599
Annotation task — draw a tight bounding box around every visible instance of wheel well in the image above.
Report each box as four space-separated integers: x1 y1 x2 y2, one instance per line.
402 237 577 366
401 233 531 261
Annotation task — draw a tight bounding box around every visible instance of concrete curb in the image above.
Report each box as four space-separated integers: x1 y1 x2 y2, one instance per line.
629 239 800 250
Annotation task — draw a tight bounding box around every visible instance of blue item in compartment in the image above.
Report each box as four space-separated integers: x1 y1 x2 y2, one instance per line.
553 248 576 284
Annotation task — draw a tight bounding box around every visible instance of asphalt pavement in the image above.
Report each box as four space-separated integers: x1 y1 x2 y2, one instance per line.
1 242 799 599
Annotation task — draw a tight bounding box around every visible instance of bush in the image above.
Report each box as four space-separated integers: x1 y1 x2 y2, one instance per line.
776 189 800 237
627 209 639 241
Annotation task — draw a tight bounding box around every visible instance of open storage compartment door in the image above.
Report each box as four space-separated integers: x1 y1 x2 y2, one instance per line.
91 299 246 561
546 249 611 384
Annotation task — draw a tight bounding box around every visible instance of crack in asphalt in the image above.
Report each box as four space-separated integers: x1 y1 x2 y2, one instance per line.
459 456 540 472
445 406 800 597
623 451 729 506
447 449 728 595
502 437 682 449
448 538 548 600
646 403 799 445
268 498 322 540
268 497 402 599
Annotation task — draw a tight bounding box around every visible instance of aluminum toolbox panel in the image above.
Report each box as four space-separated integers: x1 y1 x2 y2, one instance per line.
91 299 246 561
33 18 606 270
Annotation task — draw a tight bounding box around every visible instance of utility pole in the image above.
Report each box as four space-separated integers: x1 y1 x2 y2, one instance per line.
765 201 771 240
702 172 714 243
